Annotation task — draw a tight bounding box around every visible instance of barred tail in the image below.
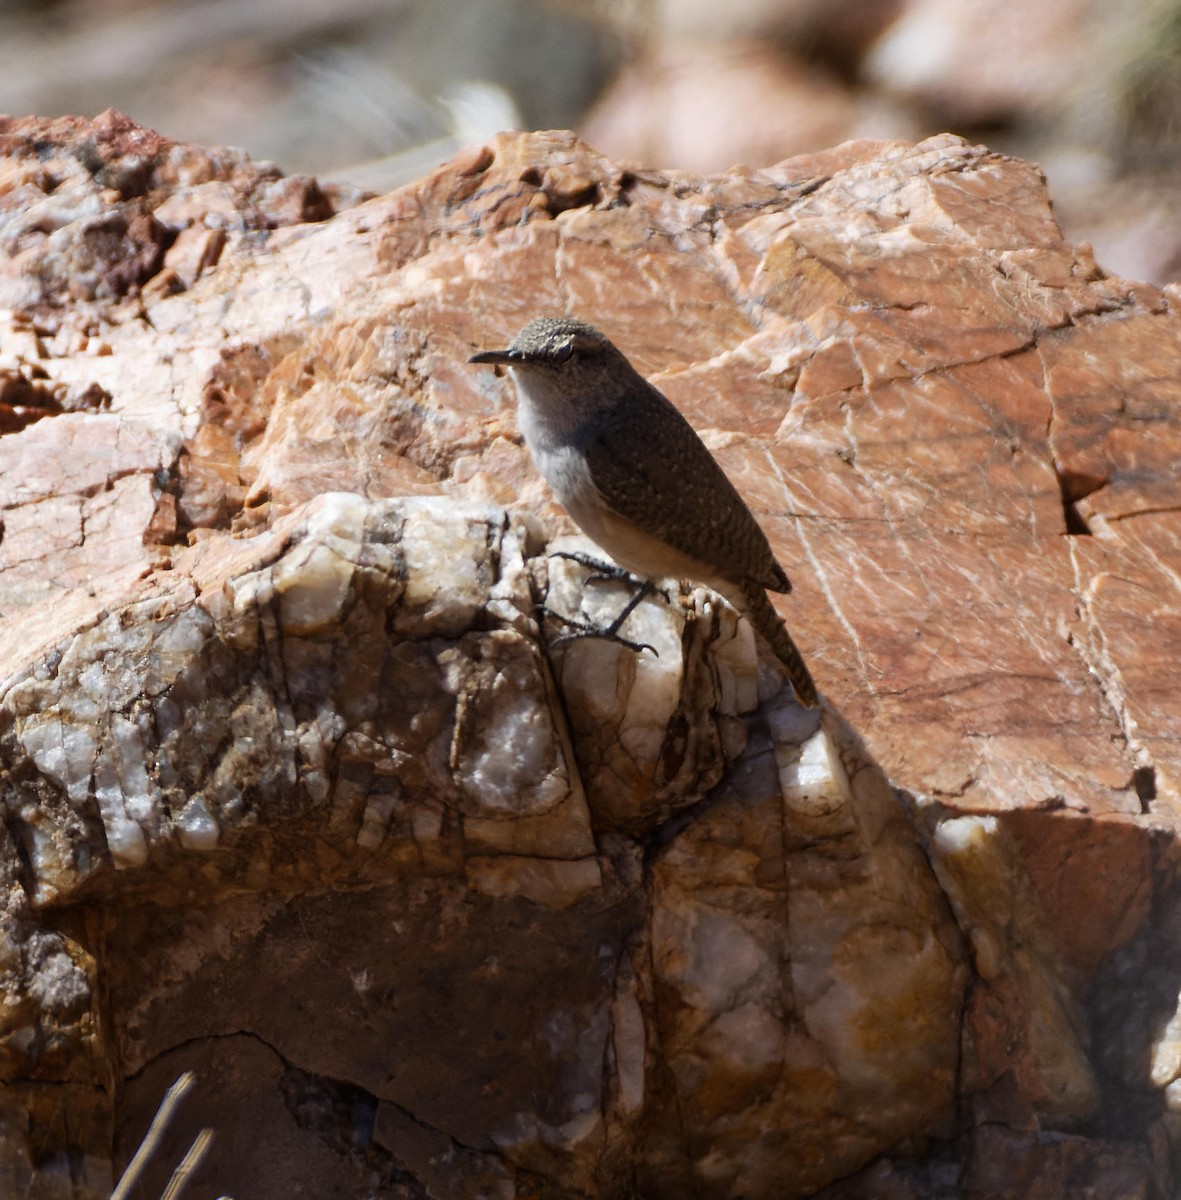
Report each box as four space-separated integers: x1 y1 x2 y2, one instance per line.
737 580 819 708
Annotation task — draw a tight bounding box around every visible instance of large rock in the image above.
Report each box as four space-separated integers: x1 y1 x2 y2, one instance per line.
0 112 1177 1198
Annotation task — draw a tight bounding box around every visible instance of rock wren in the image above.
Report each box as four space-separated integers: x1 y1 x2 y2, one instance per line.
470 317 818 707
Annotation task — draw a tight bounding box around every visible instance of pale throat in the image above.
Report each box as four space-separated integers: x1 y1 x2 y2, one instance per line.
510 366 592 453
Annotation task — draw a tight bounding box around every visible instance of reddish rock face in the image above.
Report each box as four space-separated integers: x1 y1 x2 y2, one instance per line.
0 114 1178 1198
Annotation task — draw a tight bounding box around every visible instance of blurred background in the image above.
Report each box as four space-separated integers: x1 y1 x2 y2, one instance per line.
1 0 1179 283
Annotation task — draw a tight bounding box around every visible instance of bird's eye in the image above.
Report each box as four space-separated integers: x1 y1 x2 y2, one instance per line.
552 340 575 364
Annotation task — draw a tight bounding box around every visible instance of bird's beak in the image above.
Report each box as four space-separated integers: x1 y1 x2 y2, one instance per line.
469 349 518 366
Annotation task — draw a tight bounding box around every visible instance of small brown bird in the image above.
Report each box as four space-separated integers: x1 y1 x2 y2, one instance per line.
471 317 818 707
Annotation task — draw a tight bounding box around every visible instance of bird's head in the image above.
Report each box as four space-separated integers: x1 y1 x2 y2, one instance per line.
470 317 622 378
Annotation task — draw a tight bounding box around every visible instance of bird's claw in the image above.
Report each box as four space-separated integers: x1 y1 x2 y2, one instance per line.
547 549 638 587
547 551 672 603
537 604 659 658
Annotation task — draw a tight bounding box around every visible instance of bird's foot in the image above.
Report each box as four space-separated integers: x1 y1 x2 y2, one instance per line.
548 550 672 604
537 602 659 657
544 554 664 655
547 549 637 588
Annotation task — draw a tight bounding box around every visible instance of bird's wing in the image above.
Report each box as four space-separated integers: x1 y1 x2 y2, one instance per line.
580 380 790 593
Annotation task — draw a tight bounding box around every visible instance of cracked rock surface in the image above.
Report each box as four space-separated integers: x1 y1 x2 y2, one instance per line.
0 113 1178 1198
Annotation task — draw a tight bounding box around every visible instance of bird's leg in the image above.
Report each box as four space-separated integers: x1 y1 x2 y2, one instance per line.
541 553 659 656
601 578 653 637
